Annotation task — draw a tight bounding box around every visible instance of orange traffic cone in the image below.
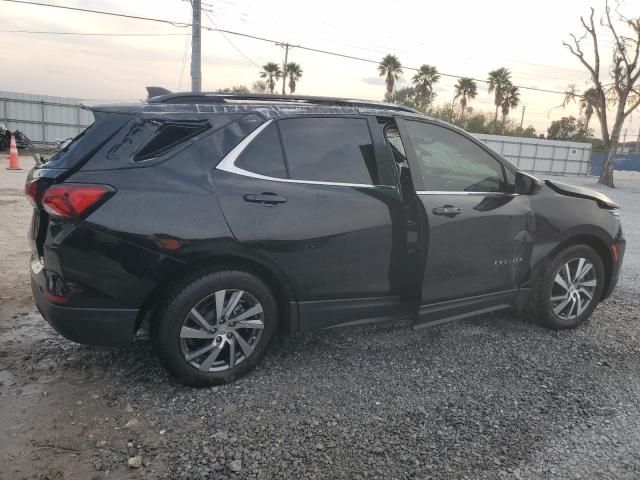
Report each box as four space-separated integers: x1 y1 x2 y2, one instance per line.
7 134 22 170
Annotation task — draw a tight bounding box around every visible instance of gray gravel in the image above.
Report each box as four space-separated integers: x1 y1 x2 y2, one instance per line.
1 171 640 479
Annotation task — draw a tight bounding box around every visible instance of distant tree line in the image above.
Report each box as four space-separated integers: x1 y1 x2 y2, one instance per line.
377 54 536 138
214 53 607 148
216 60 304 96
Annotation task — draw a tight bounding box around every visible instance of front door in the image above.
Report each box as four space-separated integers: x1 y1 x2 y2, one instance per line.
396 119 534 322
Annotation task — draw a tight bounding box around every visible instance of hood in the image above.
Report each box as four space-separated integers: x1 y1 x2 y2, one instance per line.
545 180 618 209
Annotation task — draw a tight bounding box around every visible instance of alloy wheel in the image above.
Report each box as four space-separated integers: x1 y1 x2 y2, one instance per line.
550 257 597 321
179 289 265 372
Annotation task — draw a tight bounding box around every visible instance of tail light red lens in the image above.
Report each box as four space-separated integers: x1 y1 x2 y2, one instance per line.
42 184 115 220
25 178 49 208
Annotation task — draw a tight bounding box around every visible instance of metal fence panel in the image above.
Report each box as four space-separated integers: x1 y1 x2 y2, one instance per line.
590 152 640 176
0 90 94 146
474 133 592 177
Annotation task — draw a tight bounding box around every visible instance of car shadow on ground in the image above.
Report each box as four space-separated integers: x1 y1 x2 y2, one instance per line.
41 310 535 391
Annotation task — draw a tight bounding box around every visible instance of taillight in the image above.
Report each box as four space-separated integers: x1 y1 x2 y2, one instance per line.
42 184 115 220
25 178 49 208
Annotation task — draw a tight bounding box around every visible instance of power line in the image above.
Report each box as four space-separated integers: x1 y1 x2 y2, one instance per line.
198 27 576 96
0 29 189 36
204 11 262 68
178 9 192 90
2 0 584 97
208 5 615 81
178 36 190 89
1 0 191 27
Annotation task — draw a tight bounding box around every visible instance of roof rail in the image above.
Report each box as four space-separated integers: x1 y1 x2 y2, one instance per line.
145 89 420 114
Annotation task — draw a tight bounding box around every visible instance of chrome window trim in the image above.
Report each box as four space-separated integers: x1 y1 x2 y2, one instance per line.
216 119 385 189
416 191 519 196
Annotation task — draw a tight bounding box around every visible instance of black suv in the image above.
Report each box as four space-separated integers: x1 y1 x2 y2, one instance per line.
26 90 625 386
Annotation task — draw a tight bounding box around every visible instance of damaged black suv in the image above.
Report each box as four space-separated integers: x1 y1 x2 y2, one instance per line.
26 89 625 386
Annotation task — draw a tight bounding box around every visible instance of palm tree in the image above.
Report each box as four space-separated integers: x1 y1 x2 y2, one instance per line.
563 84 577 108
285 62 303 94
500 84 520 123
453 77 478 119
580 87 598 130
259 63 282 94
488 68 512 122
378 54 403 98
412 64 440 109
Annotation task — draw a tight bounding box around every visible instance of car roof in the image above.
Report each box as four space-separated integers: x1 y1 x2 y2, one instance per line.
87 89 428 120
148 91 420 113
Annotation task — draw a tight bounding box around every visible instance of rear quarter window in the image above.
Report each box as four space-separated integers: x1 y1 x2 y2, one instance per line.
235 123 287 178
134 122 210 161
83 113 249 169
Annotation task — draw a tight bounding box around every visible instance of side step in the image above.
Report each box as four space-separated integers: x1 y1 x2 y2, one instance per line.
412 304 510 330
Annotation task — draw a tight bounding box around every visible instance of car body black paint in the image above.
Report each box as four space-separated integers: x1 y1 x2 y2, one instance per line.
544 179 618 209
27 97 625 346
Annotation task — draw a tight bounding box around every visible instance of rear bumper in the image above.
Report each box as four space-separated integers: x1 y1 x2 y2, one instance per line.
32 277 138 347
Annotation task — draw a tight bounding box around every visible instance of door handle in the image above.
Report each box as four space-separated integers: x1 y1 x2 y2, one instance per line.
243 193 287 205
432 205 462 217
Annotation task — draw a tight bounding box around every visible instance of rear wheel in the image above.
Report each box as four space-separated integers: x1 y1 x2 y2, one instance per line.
151 270 278 387
528 244 605 329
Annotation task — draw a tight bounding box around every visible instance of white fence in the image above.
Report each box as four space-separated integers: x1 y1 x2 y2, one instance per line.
0 90 94 146
474 133 592 176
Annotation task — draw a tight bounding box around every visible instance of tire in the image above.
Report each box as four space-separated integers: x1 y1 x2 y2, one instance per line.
527 244 605 330
151 270 278 387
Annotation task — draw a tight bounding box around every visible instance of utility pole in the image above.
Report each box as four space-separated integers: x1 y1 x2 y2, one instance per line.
520 106 526 128
635 128 640 154
276 42 298 95
191 0 202 93
279 43 290 95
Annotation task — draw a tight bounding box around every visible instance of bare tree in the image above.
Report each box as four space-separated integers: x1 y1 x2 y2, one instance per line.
563 1 640 187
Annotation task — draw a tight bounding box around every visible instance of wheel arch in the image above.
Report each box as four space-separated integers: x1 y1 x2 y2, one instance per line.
539 233 613 301
137 254 299 334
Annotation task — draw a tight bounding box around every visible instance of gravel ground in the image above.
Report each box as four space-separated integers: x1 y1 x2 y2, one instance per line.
1 157 639 479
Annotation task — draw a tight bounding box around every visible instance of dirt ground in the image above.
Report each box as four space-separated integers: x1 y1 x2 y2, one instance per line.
1 156 166 480
1 154 639 479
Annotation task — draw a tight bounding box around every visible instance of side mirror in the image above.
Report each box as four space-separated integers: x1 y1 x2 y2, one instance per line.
515 171 541 195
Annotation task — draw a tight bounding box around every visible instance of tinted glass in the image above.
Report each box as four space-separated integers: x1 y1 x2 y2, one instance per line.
135 121 209 160
45 111 128 169
279 117 378 184
404 121 506 192
235 123 287 178
384 125 408 166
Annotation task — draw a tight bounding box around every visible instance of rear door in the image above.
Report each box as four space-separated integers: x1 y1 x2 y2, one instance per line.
395 118 535 323
213 115 408 330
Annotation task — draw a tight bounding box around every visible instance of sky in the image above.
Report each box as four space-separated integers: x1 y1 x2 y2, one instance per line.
1 0 639 139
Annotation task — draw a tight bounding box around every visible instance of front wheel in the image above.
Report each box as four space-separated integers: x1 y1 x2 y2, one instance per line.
528 244 605 330
151 270 278 387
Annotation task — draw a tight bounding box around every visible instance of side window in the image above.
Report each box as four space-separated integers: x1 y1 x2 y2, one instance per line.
404 121 507 192
134 121 209 161
279 117 379 185
235 123 287 178
384 124 408 167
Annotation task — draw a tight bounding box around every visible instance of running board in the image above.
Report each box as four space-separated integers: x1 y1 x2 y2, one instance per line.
412 304 510 330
